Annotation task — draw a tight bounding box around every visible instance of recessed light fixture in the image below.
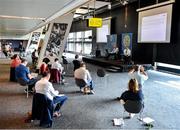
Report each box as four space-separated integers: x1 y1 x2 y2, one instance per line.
0 15 45 20
6 28 27 31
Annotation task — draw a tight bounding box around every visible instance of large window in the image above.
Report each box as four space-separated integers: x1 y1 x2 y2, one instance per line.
66 30 92 54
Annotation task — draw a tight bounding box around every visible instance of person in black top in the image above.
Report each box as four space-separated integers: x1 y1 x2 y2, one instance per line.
19 42 24 57
73 55 81 71
120 79 144 102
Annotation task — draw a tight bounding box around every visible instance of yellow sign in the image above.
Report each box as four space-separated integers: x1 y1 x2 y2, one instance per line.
88 18 102 28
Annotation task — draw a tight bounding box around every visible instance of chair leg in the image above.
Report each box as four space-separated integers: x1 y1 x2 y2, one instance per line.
26 86 28 98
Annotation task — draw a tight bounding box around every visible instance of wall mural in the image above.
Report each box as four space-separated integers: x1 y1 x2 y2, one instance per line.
27 32 41 54
46 23 68 56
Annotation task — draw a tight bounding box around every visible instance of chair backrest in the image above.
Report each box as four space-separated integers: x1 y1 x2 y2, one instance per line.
75 78 87 88
97 69 106 77
50 69 61 83
124 100 143 114
32 93 53 127
17 78 27 86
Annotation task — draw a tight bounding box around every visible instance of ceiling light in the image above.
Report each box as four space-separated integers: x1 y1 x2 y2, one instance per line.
6 28 27 31
108 4 111 10
0 15 45 20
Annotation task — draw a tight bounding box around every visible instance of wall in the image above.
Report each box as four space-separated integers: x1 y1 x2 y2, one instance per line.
70 0 180 66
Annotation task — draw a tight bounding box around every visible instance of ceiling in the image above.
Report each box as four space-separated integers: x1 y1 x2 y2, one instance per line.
74 1 110 18
0 0 137 37
73 0 138 20
0 0 92 36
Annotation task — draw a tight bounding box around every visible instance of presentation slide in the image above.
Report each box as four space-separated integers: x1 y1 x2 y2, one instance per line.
141 13 167 42
138 4 173 43
96 19 111 43
97 24 109 43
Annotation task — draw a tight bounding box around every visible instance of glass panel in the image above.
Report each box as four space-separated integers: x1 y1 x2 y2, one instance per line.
84 43 92 54
76 43 82 53
85 30 92 42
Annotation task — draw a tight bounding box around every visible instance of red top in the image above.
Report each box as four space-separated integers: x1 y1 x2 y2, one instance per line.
40 63 49 74
10 58 21 68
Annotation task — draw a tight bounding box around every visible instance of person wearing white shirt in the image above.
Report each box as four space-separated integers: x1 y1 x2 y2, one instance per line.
128 65 148 89
51 58 65 83
74 62 94 93
51 58 64 71
35 71 67 117
123 47 131 64
47 53 56 66
106 45 119 60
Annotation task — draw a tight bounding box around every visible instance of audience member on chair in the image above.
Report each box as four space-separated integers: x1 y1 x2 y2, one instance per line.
15 58 38 92
118 79 144 118
39 58 50 75
35 71 68 117
51 58 65 84
74 62 95 94
10 54 21 82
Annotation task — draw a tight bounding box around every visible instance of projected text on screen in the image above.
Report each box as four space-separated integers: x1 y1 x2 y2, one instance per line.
141 13 167 42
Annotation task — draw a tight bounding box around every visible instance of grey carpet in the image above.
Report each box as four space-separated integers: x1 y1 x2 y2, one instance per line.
0 62 180 129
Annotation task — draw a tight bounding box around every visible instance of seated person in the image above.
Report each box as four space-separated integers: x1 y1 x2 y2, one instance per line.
35 71 68 117
106 45 119 60
73 55 81 71
10 54 21 68
51 58 65 84
10 54 21 82
123 47 131 64
118 79 144 118
15 58 38 92
74 62 95 94
128 65 148 89
39 58 50 75
46 52 57 67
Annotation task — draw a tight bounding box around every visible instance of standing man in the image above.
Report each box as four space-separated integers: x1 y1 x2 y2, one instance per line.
19 42 24 57
73 55 81 71
123 46 131 64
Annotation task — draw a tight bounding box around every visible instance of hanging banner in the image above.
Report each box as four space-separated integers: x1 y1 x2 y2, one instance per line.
121 33 133 55
46 23 68 56
106 34 117 51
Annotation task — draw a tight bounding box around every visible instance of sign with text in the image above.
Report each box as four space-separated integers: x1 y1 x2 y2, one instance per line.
88 18 102 28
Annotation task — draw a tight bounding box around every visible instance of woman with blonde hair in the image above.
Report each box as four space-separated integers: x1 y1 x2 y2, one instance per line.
119 79 144 118
119 79 143 103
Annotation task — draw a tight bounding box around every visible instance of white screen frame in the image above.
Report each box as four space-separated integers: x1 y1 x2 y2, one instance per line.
138 4 173 43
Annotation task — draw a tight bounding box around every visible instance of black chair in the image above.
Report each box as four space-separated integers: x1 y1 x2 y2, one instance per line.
17 78 29 98
10 67 16 82
123 100 144 119
75 78 87 89
31 93 54 128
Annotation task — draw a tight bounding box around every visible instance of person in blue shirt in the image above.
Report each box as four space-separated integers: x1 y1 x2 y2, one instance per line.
15 58 38 92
